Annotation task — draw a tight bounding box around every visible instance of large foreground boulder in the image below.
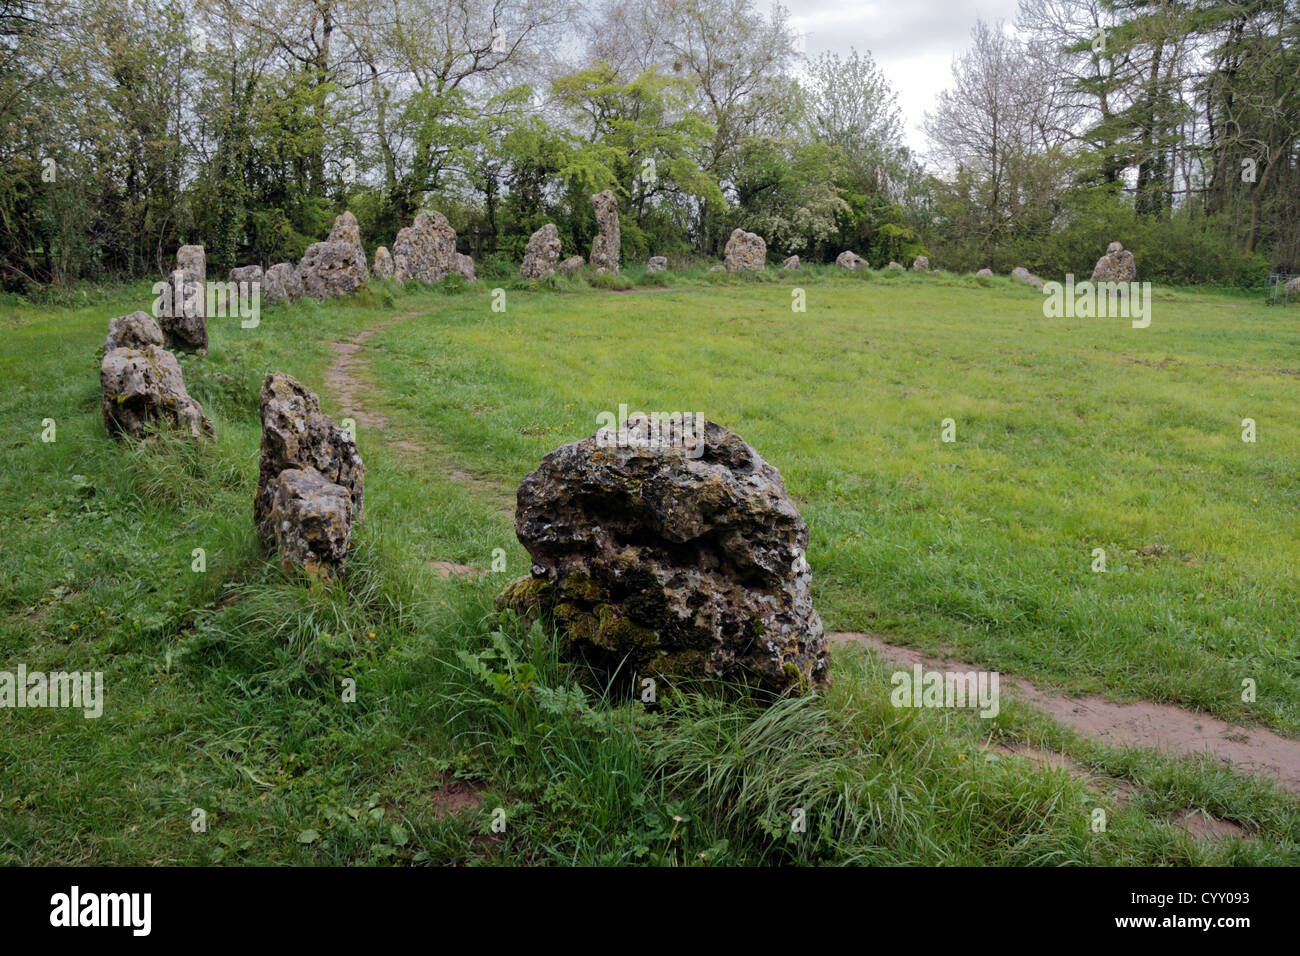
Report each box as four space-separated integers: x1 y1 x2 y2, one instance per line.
590 190 621 274
1091 241 1136 282
105 311 164 352
836 251 868 271
263 263 303 303
520 223 563 278
100 345 212 440
158 244 208 354
724 229 766 273
392 211 460 283
298 240 367 299
497 415 828 695
255 372 364 577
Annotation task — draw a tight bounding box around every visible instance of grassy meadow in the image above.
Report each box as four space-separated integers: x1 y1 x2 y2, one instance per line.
1 264 1297 865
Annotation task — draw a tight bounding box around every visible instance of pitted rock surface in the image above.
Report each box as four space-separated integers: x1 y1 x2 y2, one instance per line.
1091 241 1136 282
267 466 354 581
158 244 208 353
724 229 766 273
105 311 164 352
100 345 212 440
590 190 621 274
255 372 364 557
520 223 563 278
497 415 828 695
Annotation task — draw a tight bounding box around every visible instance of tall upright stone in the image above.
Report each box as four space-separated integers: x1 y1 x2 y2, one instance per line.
392 211 460 283
590 190 621 274
327 211 369 279
158 245 208 354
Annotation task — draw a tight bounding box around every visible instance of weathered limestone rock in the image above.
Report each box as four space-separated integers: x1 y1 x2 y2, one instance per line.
327 210 369 279
100 345 212 441
724 229 766 273
912 255 930 271
372 247 393 279
105 311 164 352
392 211 459 283
265 467 354 581
228 265 263 287
886 261 903 271
1285 276 1300 296
976 267 994 277
255 372 364 563
781 255 800 270
520 223 563 278
497 415 828 696
558 255 585 276
451 252 476 282
646 256 668 273
1091 241 1136 282
158 244 208 354
836 251 868 270
298 241 367 299
263 263 303 304
590 190 621 274
1012 266 1044 289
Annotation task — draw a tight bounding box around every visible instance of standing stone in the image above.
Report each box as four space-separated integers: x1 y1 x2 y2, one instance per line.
105 311 164 352
327 211 369 279
885 261 904 271
497 415 828 696
392 211 460 283
298 241 367 300
836 251 868 271
372 247 393 279
646 256 668 273
558 255 585 276
724 229 766 273
1012 266 1044 289
158 244 207 354
255 372 364 575
263 263 303 304
781 255 800 270
451 252 476 282
229 265 263 286
912 255 930 271
1284 276 1300 296
1091 241 1136 282
266 467 355 581
976 267 994 277
520 223 563 278
100 346 212 441
590 190 621 274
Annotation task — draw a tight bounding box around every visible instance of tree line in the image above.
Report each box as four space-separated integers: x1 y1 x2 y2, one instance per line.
2 0 1296 293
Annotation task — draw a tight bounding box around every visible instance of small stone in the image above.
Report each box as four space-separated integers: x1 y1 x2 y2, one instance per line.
1091 241 1136 282
912 255 930 271
646 256 668 273
372 247 394 278
781 255 800 270
263 263 303 303
267 466 354 580
836 251 868 270
558 255 585 276
157 244 207 354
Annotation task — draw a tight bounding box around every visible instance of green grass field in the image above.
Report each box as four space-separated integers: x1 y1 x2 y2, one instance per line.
2 266 1297 864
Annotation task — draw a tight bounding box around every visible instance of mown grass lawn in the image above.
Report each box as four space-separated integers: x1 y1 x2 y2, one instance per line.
1 267 1297 865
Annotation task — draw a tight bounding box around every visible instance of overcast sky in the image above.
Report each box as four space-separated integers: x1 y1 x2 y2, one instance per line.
781 0 1023 153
